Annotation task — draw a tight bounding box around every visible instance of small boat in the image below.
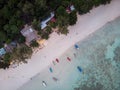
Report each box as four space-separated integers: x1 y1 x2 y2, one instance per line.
74 44 79 49
67 57 71 61
77 66 82 73
52 77 58 82
42 81 47 87
52 61 56 65
73 53 76 57
56 58 59 63
49 67 53 73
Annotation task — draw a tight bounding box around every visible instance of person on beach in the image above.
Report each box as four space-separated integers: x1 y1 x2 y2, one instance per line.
73 53 76 57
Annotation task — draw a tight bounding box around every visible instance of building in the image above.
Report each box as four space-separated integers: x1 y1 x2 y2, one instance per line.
70 5 75 11
4 42 17 53
66 5 75 13
0 48 6 57
20 25 38 45
40 12 55 29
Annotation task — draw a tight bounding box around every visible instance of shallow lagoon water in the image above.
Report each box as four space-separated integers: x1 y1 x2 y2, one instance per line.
18 17 120 90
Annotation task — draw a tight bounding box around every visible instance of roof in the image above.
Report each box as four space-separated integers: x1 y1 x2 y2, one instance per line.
10 42 17 47
41 23 47 30
21 26 33 37
41 12 55 29
4 42 17 53
50 17 56 22
70 5 75 11
0 48 6 56
20 25 38 43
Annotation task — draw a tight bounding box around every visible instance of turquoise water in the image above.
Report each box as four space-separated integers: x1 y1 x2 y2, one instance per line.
18 17 120 90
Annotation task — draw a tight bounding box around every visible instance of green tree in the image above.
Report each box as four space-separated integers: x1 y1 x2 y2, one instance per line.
30 41 39 48
34 0 46 7
41 32 49 39
62 0 70 8
0 31 7 48
40 26 52 39
56 6 67 16
11 45 33 63
41 26 52 39
69 11 77 25
49 22 57 28
18 35 25 43
3 24 10 33
3 53 11 64
72 0 93 14
22 1 34 15
47 0 62 10
32 19 41 31
10 25 19 34
57 16 69 27
92 0 101 7
0 31 7 43
38 30 43 36
45 26 52 34
0 62 10 69
59 26 69 35
1 5 11 19
6 39 12 44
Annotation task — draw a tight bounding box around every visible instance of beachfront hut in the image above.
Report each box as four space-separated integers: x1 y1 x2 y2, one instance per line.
40 12 55 29
0 48 6 57
4 42 17 53
20 25 38 45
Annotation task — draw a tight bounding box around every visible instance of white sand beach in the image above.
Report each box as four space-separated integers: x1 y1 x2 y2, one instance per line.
0 0 120 90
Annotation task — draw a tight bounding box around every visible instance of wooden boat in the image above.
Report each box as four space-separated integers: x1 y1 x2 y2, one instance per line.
49 67 53 73
74 44 79 49
56 58 59 63
52 77 58 82
67 57 71 61
77 66 82 72
42 81 47 87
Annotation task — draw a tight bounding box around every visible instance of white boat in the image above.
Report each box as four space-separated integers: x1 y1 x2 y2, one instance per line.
42 81 47 87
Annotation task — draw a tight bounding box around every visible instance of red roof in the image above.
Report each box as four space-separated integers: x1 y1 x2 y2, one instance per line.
50 17 56 22
66 7 71 13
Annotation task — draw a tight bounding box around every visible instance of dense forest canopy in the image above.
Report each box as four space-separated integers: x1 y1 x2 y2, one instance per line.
0 0 112 47
0 0 111 68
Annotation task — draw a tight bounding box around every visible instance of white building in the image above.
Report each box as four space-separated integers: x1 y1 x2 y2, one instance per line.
40 12 55 29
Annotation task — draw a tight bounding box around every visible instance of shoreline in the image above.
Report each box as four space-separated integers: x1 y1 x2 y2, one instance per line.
0 0 120 90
